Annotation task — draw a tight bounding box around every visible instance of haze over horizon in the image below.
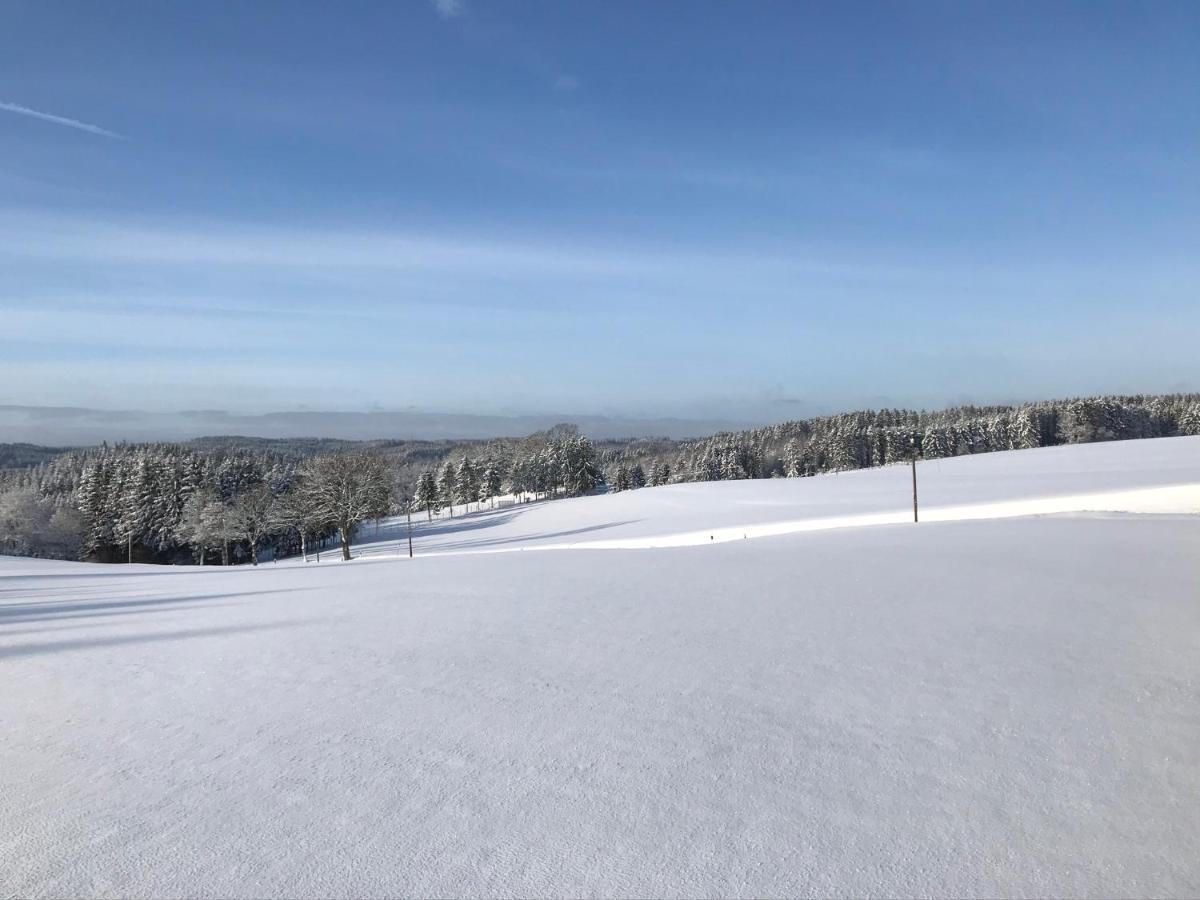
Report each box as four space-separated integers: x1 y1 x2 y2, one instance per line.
0 403 765 445
2 1 1197 424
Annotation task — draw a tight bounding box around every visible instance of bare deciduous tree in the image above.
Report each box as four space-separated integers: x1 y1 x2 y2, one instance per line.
229 485 277 566
299 452 392 561
275 476 331 562
175 490 234 565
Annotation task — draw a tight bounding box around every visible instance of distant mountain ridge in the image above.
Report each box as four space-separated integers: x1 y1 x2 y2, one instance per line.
0 405 758 447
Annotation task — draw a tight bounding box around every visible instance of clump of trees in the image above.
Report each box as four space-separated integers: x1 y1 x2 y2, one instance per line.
609 463 646 492
71 445 293 564
413 430 605 516
0 443 393 565
0 487 82 558
507 432 604 499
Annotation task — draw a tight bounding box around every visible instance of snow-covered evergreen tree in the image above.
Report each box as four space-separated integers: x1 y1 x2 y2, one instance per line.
481 466 503 507
415 470 439 521
560 437 602 496
77 461 113 557
438 461 458 517
612 464 631 492
1179 402 1200 436
456 456 480 509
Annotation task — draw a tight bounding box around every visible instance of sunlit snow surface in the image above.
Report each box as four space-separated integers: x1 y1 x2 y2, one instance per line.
348 435 1200 556
3 437 1199 898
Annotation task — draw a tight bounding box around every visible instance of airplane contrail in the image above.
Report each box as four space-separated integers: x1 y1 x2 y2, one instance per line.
0 101 124 139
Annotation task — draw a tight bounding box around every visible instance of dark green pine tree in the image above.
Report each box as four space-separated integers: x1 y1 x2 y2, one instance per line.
415 470 439 521
438 461 458 517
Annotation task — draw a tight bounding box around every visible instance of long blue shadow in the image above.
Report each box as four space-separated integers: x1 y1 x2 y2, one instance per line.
0 588 297 624
0 620 318 661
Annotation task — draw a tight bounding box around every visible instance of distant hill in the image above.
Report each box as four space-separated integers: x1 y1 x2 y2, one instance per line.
0 442 71 469
0 405 755 446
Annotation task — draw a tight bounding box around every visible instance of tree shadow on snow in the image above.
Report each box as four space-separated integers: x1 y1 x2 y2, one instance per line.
410 509 524 539
0 602 252 637
0 569 219 585
422 519 642 553
297 509 529 560
0 619 321 661
0 588 299 625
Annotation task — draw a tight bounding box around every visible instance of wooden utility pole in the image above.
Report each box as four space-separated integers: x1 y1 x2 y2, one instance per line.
910 430 922 523
911 452 919 523
406 503 414 558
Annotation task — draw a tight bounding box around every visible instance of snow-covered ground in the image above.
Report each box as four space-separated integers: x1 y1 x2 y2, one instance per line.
349 435 1200 557
3 437 1200 897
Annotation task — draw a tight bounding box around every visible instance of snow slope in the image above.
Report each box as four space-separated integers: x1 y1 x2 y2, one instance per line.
348 435 1200 557
3 437 1200 898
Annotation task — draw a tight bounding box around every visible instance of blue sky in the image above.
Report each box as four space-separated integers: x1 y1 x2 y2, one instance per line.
1 1 1197 425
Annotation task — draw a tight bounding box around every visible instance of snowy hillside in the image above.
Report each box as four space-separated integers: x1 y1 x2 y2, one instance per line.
351 435 1200 556
3 437 1199 898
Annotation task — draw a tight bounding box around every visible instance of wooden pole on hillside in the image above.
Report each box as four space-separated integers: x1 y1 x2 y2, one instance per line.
912 453 919 523
910 430 922 523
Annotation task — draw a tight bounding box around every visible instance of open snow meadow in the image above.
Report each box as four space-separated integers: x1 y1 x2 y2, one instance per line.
3 436 1199 898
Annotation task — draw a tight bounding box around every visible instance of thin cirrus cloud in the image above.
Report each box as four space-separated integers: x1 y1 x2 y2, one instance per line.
432 0 464 19
0 210 908 287
7 211 1182 303
0 101 124 139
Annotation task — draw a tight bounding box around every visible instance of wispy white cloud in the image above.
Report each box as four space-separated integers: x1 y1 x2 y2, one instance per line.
0 210 889 286
0 101 124 139
432 0 465 19
553 74 580 93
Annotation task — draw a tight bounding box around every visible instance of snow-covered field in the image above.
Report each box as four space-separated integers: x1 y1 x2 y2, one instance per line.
351 436 1200 557
3 437 1199 898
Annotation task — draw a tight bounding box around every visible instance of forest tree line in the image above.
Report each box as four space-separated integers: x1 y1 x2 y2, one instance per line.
0 427 604 564
606 393 1200 483
1 393 1197 563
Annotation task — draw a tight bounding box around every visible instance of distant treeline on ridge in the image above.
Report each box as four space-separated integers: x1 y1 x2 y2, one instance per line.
1 392 1196 564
